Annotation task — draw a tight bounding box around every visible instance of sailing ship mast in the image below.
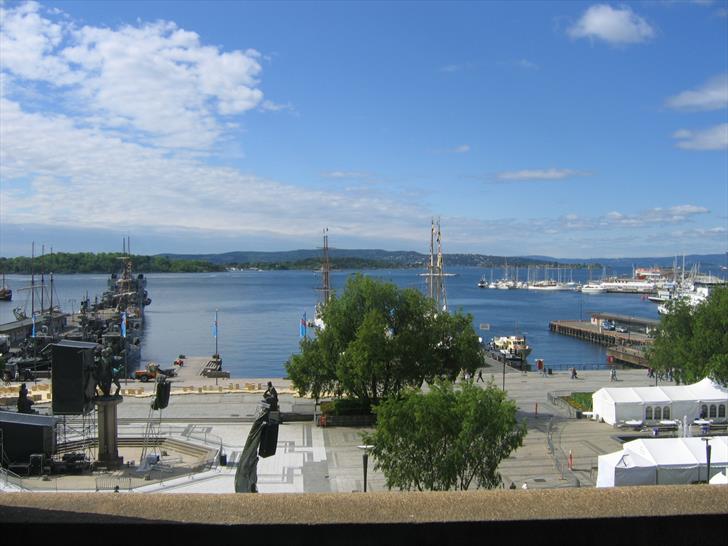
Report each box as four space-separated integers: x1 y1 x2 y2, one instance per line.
319 228 332 305
426 218 447 312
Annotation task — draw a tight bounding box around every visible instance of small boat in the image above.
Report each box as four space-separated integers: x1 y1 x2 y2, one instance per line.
527 281 561 291
491 335 532 360
581 283 606 294
0 272 12 301
477 276 487 288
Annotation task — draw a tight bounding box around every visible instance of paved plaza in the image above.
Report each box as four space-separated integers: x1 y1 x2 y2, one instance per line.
2 366 685 493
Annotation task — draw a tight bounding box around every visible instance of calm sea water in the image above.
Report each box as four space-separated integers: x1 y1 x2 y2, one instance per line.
0 268 660 377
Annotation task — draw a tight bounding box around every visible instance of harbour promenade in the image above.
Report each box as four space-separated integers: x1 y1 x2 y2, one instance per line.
1 357 682 494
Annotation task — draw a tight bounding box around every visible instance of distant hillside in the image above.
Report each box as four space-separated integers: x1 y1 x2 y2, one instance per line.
524 253 727 270
158 249 567 268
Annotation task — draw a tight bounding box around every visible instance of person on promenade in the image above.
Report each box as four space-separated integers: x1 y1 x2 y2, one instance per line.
570 367 578 380
476 370 484 383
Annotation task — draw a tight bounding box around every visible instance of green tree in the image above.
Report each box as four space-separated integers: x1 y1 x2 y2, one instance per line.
647 287 728 386
285 274 482 404
363 380 526 491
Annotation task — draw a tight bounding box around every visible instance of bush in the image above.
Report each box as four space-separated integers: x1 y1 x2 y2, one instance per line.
320 398 372 416
562 392 593 411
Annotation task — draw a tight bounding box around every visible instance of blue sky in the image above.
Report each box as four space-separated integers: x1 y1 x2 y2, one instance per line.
1 0 726 258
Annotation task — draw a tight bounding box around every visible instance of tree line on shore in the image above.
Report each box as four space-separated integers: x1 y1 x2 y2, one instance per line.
0 253 224 274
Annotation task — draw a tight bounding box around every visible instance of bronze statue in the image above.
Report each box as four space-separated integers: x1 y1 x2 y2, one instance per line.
95 344 121 398
234 397 281 493
17 383 35 414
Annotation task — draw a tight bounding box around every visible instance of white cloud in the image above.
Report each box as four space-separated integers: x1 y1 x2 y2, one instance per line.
433 144 471 154
568 4 656 45
261 100 294 112
321 171 371 179
0 2 265 150
666 74 728 111
562 205 711 230
515 59 539 70
672 123 728 150
0 95 430 243
496 169 591 181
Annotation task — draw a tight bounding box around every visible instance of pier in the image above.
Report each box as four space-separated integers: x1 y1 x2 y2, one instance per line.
589 313 660 335
606 345 648 367
549 320 652 347
0 312 67 345
549 312 657 368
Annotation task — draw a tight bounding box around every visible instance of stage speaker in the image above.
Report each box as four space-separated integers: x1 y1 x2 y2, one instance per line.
51 341 98 415
151 380 171 410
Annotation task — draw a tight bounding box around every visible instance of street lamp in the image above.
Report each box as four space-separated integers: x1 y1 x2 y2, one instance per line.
702 437 712 483
357 444 374 492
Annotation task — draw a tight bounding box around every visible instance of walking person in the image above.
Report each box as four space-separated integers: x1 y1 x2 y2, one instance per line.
476 370 484 383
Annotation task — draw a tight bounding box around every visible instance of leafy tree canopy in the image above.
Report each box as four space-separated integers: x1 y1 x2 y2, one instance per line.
363 380 526 491
285 274 482 404
647 287 728 386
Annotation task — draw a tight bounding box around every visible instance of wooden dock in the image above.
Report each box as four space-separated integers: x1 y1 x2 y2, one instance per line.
606 345 649 367
170 356 229 382
549 320 652 346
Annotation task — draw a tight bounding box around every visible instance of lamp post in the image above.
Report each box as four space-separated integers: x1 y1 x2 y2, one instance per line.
357 444 374 492
702 437 712 483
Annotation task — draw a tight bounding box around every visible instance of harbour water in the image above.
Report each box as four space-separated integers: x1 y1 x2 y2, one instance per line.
0 268 661 377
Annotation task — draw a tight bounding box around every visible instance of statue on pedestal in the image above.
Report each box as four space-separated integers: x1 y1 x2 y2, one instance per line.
235 394 281 493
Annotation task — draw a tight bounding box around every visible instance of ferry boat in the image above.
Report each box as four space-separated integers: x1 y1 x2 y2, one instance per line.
491 335 532 361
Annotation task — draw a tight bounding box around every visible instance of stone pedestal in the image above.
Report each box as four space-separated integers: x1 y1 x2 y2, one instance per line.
95 395 124 469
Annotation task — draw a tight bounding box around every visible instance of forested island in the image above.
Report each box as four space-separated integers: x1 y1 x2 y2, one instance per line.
0 253 224 274
0 249 640 274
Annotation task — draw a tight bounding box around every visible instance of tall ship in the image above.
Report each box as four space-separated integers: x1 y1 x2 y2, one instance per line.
66 240 152 371
423 218 448 311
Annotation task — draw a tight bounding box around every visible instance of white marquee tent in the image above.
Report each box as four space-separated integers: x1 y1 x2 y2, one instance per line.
596 436 728 487
592 378 728 426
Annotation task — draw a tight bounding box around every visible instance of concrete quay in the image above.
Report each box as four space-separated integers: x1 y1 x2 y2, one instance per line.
2 359 685 494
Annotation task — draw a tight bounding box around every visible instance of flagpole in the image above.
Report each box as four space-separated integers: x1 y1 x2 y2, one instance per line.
122 311 128 386
215 309 219 357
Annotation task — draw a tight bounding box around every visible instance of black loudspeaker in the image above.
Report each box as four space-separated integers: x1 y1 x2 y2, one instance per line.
151 380 171 410
51 341 98 415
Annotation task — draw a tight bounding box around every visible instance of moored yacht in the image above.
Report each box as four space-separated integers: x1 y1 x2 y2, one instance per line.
581 283 606 294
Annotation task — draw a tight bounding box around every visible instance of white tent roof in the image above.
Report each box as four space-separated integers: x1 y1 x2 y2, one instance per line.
624 436 728 467
595 377 728 406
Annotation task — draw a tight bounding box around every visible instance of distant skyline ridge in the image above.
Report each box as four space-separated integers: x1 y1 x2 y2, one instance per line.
157 250 728 270
0 2 726 259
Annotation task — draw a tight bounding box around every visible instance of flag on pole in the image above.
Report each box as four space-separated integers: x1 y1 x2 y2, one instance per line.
300 312 307 338
212 318 218 338
31 314 36 338
120 311 127 338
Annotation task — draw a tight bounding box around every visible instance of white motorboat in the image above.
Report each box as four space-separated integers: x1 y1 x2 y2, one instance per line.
581 283 606 294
